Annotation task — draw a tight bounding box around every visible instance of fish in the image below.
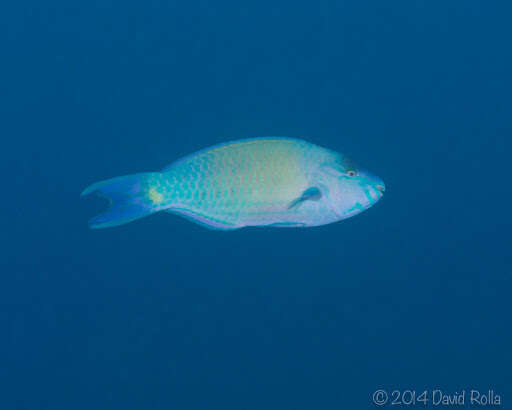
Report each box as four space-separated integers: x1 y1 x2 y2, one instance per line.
81 137 385 230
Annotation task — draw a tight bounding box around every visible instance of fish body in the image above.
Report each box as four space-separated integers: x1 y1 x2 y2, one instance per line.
82 137 385 230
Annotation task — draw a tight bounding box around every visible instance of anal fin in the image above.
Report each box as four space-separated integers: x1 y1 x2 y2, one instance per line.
166 208 240 230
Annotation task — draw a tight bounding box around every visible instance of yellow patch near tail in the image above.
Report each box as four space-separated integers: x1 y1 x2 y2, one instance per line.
148 187 164 204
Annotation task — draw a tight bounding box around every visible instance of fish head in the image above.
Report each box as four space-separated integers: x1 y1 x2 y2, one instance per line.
319 156 385 220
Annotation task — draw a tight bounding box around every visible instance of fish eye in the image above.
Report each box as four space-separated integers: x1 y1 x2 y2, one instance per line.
346 170 357 177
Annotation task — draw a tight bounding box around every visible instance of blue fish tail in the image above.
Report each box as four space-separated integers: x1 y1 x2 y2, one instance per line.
81 172 168 229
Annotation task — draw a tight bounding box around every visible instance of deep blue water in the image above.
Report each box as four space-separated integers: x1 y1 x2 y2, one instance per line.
2 1 511 409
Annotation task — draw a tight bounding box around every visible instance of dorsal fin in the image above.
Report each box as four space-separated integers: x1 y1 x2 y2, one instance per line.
287 187 322 209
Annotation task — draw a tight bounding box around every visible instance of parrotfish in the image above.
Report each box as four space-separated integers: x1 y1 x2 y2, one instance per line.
81 137 385 230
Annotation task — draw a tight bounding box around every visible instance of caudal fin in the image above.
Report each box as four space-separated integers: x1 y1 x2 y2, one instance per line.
81 172 167 229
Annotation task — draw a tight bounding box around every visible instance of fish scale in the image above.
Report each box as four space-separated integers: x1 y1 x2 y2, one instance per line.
164 139 306 221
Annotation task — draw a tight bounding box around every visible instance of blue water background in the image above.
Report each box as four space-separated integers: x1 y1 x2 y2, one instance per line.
2 1 511 409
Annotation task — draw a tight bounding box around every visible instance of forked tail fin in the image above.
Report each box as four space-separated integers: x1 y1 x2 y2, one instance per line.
81 172 168 229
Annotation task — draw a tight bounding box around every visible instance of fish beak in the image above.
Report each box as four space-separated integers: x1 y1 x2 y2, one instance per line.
376 184 386 193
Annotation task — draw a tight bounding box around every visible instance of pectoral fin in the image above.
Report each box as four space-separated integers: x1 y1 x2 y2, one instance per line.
287 187 322 209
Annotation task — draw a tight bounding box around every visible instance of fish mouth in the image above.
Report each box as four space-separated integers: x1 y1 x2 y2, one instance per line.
367 185 384 204
358 170 385 195
376 184 386 193
363 179 385 206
